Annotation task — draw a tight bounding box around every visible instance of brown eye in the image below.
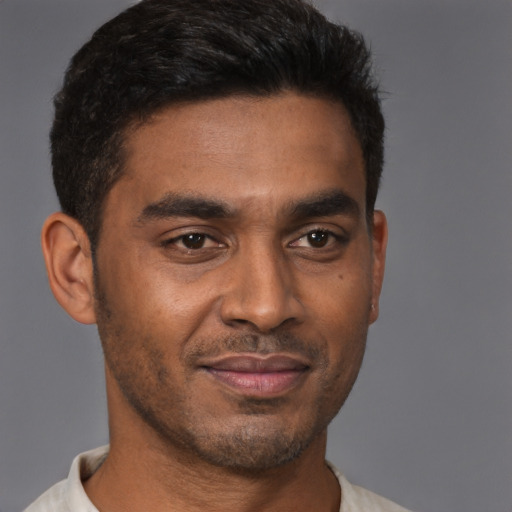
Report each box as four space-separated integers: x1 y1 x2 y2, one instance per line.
307 230 329 248
162 231 225 252
182 233 206 249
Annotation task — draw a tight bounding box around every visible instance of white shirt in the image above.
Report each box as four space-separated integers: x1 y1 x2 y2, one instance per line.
24 446 412 512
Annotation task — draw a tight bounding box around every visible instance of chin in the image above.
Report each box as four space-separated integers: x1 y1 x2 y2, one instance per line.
187 427 313 472
169 410 332 473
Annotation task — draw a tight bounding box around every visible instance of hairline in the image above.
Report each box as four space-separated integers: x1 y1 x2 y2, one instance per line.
90 89 373 251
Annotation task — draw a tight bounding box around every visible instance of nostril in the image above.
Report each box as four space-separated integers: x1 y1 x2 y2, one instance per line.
232 318 250 325
219 257 305 332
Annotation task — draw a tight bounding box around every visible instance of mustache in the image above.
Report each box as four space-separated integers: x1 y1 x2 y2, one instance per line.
182 332 326 365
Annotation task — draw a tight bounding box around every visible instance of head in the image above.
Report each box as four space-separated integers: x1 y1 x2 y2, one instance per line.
43 0 387 473
51 0 384 253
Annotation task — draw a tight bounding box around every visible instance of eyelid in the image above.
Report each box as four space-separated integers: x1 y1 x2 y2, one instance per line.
287 225 349 247
160 228 227 249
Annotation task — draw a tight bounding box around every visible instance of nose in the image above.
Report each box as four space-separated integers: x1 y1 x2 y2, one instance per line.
220 242 304 333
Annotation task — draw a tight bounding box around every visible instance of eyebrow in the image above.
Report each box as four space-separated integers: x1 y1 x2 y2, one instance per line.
288 189 361 220
137 188 360 225
137 193 232 223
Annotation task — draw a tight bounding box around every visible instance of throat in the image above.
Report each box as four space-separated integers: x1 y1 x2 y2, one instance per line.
83 431 339 512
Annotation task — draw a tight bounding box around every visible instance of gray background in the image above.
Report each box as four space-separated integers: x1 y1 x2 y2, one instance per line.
1 1 511 511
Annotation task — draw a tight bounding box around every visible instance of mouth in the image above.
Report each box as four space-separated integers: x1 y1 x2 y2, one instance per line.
200 354 310 397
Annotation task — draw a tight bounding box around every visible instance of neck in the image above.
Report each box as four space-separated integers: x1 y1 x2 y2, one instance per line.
84 369 341 512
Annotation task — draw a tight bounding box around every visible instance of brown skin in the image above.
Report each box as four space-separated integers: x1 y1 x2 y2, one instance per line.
42 93 387 512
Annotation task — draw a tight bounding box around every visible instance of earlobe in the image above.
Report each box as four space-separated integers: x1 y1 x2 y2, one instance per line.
41 212 97 324
369 210 388 324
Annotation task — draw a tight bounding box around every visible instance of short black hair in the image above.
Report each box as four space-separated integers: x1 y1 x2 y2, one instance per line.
51 0 384 249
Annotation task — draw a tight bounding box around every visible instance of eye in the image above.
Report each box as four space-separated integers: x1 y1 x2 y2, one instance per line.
305 230 330 248
289 229 346 249
180 233 208 249
163 232 224 250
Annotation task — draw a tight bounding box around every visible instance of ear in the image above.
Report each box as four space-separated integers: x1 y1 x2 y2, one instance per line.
369 210 388 324
41 212 97 324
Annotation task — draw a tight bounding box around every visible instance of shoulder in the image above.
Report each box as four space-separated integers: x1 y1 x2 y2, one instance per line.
23 446 108 512
327 462 413 512
24 480 68 512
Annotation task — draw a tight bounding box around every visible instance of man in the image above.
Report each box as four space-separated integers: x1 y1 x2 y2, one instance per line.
25 0 409 510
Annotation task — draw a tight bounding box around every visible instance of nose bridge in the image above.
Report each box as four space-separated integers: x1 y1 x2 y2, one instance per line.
220 235 302 331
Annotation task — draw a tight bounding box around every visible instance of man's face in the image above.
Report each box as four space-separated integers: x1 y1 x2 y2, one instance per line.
93 93 386 470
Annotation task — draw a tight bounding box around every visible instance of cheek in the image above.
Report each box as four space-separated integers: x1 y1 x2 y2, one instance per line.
98 266 227 379
296 261 372 362
299 264 373 324
99 246 213 322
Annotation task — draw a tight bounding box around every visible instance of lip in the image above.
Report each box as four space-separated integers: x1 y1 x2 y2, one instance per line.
200 354 310 397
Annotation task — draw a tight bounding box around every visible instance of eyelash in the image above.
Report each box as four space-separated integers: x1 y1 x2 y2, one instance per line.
161 228 347 252
288 228 348 249
161 232 223 251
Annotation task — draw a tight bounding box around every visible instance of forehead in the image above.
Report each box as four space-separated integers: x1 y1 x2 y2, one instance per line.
113 93 366 218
